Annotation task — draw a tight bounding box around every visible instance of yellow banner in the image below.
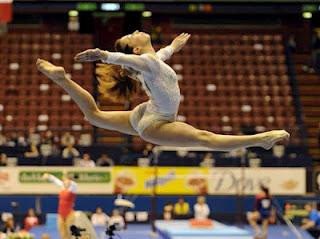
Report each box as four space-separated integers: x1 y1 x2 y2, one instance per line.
113 167 209 195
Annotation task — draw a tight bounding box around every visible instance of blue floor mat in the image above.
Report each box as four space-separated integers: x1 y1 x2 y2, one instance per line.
30 224 314 239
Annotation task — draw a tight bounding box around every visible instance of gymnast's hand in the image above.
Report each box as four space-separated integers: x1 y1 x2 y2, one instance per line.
74 48 108 62
170 33 191 53
42 173 49 180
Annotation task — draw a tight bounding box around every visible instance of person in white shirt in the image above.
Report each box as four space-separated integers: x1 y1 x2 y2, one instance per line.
108 209 125 230
37 31 289 151
78 153 95 167
194 196 210 220
91 207 109 226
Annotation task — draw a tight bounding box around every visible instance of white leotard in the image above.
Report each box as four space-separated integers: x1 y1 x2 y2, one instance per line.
101 46 180 116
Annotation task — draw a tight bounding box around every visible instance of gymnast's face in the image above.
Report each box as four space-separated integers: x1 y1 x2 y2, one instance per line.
63 178 71 188
119 30 151 54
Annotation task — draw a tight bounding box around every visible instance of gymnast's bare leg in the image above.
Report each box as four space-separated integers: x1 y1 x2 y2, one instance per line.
141 121 289 151
37 59 289 151
36 59 138 136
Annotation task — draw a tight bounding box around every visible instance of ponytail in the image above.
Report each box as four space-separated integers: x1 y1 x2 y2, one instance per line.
96 39 138 102
260 185 270 197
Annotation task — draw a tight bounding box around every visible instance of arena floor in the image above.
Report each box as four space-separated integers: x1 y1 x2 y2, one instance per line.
30 223 313 239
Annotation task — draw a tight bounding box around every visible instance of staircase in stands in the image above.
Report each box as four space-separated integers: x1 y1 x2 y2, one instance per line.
294 53 320 161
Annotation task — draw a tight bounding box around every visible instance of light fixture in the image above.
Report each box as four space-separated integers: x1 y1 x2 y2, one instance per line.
101 3 120 11
142 11 152 17
68 10 79 17
302 12 312 19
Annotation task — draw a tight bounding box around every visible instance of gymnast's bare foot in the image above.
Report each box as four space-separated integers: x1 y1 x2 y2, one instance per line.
36 59 66 82
256 130 290 150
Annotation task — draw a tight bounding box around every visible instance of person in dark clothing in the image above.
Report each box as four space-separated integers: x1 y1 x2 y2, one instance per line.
247 185 272 239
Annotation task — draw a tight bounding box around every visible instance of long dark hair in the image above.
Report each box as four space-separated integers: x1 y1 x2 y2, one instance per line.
260 185 270 197
96 39 138 102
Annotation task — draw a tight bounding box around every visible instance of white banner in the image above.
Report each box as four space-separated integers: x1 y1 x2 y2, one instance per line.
0 167 113 195
208 168 306 195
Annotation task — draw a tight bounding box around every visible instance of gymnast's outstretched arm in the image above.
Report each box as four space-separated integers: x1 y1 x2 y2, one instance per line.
43 173 77 192
43 173 64 188
74 49 152 73
157 33 191 61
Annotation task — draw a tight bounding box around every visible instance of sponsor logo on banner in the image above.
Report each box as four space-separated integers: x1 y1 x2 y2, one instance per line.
67 171 111 183
113 167 209 195
19 171 62 183
208 168 305 195
0 167 113 194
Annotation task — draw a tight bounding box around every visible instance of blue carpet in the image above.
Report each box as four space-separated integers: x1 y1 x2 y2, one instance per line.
30 224 314 239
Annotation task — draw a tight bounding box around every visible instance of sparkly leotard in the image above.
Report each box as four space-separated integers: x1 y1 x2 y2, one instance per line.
102 46 181 134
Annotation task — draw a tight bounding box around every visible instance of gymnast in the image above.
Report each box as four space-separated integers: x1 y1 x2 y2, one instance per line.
36 31 289 151
42 173 96 239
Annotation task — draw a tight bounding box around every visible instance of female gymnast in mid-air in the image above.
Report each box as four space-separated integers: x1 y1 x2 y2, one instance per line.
36 31 289 151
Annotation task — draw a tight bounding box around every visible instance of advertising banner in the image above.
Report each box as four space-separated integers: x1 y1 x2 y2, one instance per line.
208 168 306 195
0 167 306 195
113 167 209 195
0 167 113 194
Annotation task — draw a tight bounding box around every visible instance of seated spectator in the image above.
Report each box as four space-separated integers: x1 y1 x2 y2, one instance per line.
96 154 114 167
27 127 40 146
1 217 16 234
0 154 7 166
91 207 109 226
24 142 40 158
40 143 53 159
200 153 215 167
109 209 125 229
143 143 153 157
17 132 27 146
6 132 18 147
301 203 320 238
24 208 39 231
0 133 6 146
42 130 55 144
0 212 12 232
78 153 95 167
194 196 210 220
163 202 174 220
174 197 190 218
1 213 13 224
273 145 285 158
62 143 80 159
61 131 75 147
79 133 92 146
